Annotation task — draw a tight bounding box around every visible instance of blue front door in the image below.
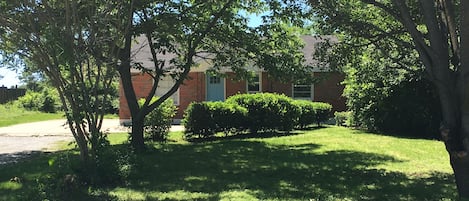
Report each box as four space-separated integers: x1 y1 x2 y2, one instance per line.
206 74 225 101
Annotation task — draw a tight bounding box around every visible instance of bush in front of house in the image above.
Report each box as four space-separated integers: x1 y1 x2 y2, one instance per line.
293 100 316 128
139 97 177 141
182 102 248 138
226 93 300 132
311 102 332 126
207 101 248 135
183 102 217 138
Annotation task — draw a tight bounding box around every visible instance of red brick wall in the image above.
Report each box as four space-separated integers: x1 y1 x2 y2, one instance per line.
261 73 292 95
120 71 347 122
119 73 154 121
313 72 346 111
225 72 247 97
176 72 206 119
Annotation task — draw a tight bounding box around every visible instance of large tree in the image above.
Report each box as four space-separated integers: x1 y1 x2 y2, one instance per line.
0 0 130 163
119 0 314 149
310 0 469 198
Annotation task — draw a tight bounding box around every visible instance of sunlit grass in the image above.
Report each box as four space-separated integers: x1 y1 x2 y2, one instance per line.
0 104 63 127
0 126 458 200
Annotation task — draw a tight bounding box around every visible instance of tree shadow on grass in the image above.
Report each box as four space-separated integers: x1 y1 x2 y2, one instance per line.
123 140 457 201
0 150 119 201
187 130 307 143
0 140 457 201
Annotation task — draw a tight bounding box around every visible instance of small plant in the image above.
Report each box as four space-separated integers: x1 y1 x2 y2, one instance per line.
139 97 177 142
334 111 353 127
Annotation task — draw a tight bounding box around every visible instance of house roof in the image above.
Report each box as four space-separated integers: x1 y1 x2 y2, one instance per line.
130 35 336 73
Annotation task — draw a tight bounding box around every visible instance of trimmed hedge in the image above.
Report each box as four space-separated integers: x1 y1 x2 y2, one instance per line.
293 100 316 128
226 93 300 132
294 100 333 128
139 97 177 141
182 102 247 138
311 102 333 126
183 93 334 138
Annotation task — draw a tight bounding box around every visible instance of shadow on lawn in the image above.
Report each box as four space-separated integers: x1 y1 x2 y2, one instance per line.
125 140 456 201
0 139 457 201
187 130 309 143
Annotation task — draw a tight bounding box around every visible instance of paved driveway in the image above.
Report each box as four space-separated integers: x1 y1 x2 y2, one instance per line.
0 119 183 165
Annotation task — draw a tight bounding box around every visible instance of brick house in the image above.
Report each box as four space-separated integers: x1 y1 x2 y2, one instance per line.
119 36 346 124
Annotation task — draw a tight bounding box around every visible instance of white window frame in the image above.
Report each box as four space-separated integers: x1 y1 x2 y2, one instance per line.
292 83 313 100
246 72 262 93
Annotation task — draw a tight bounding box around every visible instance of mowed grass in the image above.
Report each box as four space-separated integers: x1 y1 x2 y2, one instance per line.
0 127 458 201
0 104 63 127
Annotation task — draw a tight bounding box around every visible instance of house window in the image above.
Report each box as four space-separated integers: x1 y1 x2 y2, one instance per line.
154 78 180 105
209 76 221 84
247 72 261 93
293 83 312 100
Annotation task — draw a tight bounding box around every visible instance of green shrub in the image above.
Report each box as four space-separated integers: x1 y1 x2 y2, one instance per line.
183 102 217 138
312 102 332 126
139 97 177 141
335 111 351 126
15 88 60 113
207 101 248 135
182 102 248 138
294 100 316 128
41 88 60 113
226 93 300 132
16 91 43 111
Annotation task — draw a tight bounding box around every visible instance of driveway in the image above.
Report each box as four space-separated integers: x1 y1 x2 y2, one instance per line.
0 119 183 165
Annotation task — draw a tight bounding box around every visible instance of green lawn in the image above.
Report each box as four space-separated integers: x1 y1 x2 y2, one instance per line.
0 104 63 127
0 127 457 201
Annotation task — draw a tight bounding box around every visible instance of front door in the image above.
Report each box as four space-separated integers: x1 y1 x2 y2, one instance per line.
206 74 225 101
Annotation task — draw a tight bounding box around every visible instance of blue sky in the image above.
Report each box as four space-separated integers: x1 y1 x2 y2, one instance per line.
0 68 21 88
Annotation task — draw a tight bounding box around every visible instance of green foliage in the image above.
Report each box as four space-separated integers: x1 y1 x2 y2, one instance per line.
139 98 177 142
312 102 333 126
15 88 60 113
226 93 301 132
183 102 216 138
310 0 441 138
183 101 248 138
206 101 248 135
294 100 316 128
335 111 350 126
345 71 441 138
294 100 332 128
15 91 42 111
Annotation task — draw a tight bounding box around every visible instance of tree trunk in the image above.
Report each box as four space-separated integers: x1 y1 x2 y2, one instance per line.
437 83 469 199
451 155 469 198
131 118 146 151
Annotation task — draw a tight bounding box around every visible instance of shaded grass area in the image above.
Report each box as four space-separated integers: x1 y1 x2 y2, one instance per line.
0 127 458 200
0 104 63 127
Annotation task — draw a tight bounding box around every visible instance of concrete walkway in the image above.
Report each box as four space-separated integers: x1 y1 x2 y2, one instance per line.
0 119 184 165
